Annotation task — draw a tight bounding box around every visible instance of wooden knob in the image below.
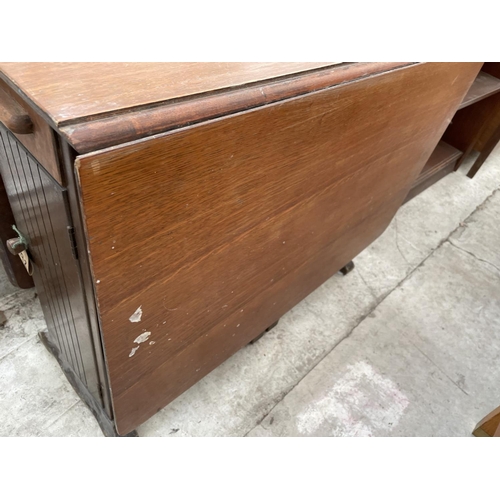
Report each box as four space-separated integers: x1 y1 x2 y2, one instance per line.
0 86 33 135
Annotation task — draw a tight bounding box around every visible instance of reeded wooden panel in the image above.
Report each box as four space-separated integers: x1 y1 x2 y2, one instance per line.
0 172 34 288
76 62 481 434
0 125 100 401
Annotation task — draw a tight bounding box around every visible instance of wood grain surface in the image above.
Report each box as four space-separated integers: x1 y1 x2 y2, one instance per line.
0 63 412 153
458 71 500 109
58 63 409 153
0 63 338 123
0 169 34 288
404 141 462 203
76 62 480 434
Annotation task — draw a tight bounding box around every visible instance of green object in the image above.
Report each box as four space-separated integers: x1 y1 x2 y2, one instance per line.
11 225 29 250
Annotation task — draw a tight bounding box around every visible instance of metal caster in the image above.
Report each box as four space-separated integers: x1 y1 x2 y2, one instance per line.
339 260 355 276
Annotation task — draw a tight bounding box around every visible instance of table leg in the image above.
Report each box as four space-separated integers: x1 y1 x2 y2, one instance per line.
467 124 500 179
339 260 355 276
249 320 280 345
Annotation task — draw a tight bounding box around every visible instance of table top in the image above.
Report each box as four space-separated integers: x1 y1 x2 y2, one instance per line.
0 63 337 124
0 63 409 152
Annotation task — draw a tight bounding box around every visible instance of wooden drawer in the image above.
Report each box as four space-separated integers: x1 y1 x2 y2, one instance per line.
0 79 61 183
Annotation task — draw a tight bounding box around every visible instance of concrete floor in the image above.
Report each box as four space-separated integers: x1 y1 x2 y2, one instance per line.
1 146 499 437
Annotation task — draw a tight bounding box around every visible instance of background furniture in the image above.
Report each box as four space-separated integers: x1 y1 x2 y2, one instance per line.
473 406 500 437
449 62 500 179
0 62 481 435
405 62 500 202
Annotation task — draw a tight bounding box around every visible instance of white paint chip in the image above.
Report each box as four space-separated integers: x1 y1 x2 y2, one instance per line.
149 341 156 345
134 332 151 344
129 346 140 357
129 306 143 323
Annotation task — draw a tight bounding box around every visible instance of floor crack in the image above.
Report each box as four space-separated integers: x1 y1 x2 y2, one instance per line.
0 334 40 363
42 400 80 431
394 217 411 266
405 337 469 396
448 240 500 275
356 267 377 299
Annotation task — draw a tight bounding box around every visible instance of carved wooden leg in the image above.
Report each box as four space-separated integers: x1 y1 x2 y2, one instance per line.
339 260 355 276
473 405 500 437
249 320 279 344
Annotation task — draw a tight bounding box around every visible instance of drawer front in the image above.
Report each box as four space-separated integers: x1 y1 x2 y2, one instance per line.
76 62 480 435
0 79 61 184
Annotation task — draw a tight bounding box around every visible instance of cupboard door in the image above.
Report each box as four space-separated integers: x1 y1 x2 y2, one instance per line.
0 124 101 404
0 172 34 288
